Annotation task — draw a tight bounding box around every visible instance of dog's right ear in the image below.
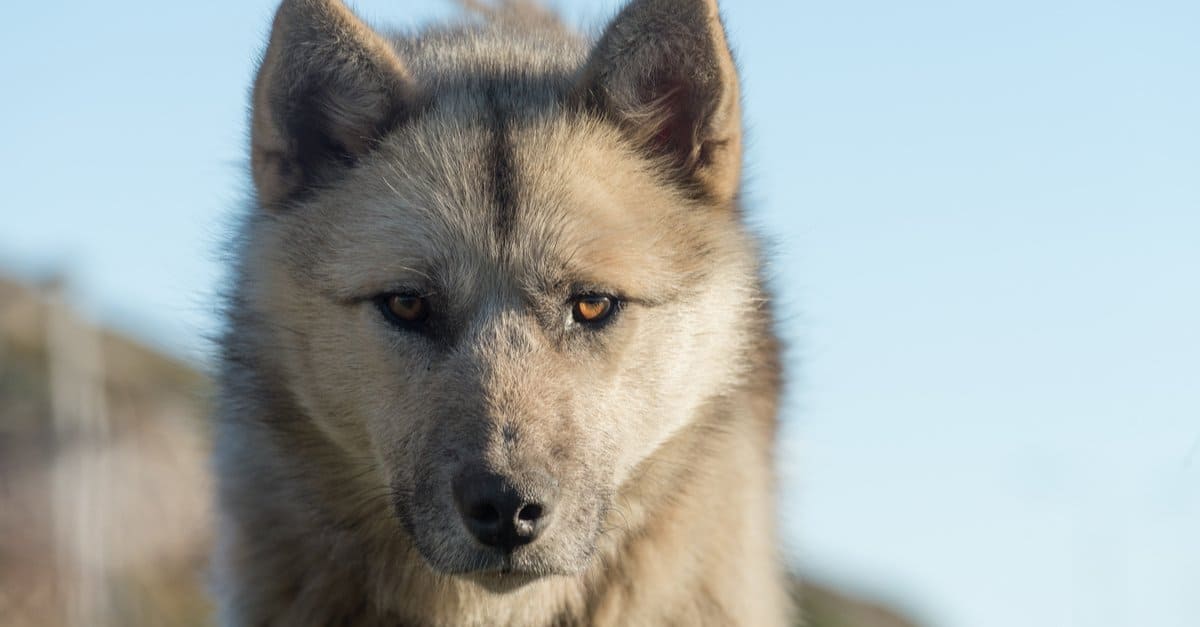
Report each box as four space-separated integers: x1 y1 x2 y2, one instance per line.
577 0 742 203
251 0 416 208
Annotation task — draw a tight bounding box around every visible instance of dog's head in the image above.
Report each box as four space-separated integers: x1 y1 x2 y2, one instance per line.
243 0 756 581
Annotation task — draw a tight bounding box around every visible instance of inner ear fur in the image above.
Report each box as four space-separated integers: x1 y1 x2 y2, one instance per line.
577 0 742 202
251 0 416 208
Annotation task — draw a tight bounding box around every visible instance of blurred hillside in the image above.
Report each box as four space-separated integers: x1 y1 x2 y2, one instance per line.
0 274 922 627
0 275 213 626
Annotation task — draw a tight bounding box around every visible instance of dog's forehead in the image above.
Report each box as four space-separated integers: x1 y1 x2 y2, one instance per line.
305 104 685 300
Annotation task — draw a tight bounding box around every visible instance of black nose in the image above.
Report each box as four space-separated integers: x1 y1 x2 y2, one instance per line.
453 471 554 551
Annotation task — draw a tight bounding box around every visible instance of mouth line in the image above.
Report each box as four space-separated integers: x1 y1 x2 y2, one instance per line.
427 548 575 579
445 558 550 578
459 566 545 592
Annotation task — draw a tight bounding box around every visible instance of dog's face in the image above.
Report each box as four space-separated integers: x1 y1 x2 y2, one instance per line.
245 0 750 580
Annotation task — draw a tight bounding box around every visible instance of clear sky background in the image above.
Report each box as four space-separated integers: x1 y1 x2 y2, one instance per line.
2 1 1197 626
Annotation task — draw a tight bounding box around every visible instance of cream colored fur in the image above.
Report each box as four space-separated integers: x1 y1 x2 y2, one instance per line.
215 0 790 624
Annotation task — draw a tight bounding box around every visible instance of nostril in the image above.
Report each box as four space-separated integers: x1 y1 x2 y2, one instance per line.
516 503 543 522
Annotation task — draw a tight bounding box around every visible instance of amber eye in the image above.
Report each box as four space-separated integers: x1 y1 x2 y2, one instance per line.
571 295 617 325
378 294 429 330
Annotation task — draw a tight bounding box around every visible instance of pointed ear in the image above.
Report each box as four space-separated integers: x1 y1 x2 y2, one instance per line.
251 0 416 208
577 0 742 202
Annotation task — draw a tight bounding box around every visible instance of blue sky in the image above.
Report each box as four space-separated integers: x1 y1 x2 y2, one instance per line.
2 1 1198 626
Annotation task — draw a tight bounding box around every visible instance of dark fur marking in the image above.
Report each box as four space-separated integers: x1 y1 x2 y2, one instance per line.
485 82 520 238
269 92 424 208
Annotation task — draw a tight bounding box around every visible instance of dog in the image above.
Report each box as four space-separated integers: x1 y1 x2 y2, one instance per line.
213 0 790 624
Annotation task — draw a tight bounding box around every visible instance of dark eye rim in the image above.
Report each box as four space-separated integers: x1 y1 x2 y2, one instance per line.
570 293 621 327
375 292 430 332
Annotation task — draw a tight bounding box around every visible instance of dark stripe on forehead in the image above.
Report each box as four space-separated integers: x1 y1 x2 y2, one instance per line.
485 83 519 239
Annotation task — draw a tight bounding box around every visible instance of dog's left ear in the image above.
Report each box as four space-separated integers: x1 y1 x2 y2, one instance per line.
578 0 741 202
